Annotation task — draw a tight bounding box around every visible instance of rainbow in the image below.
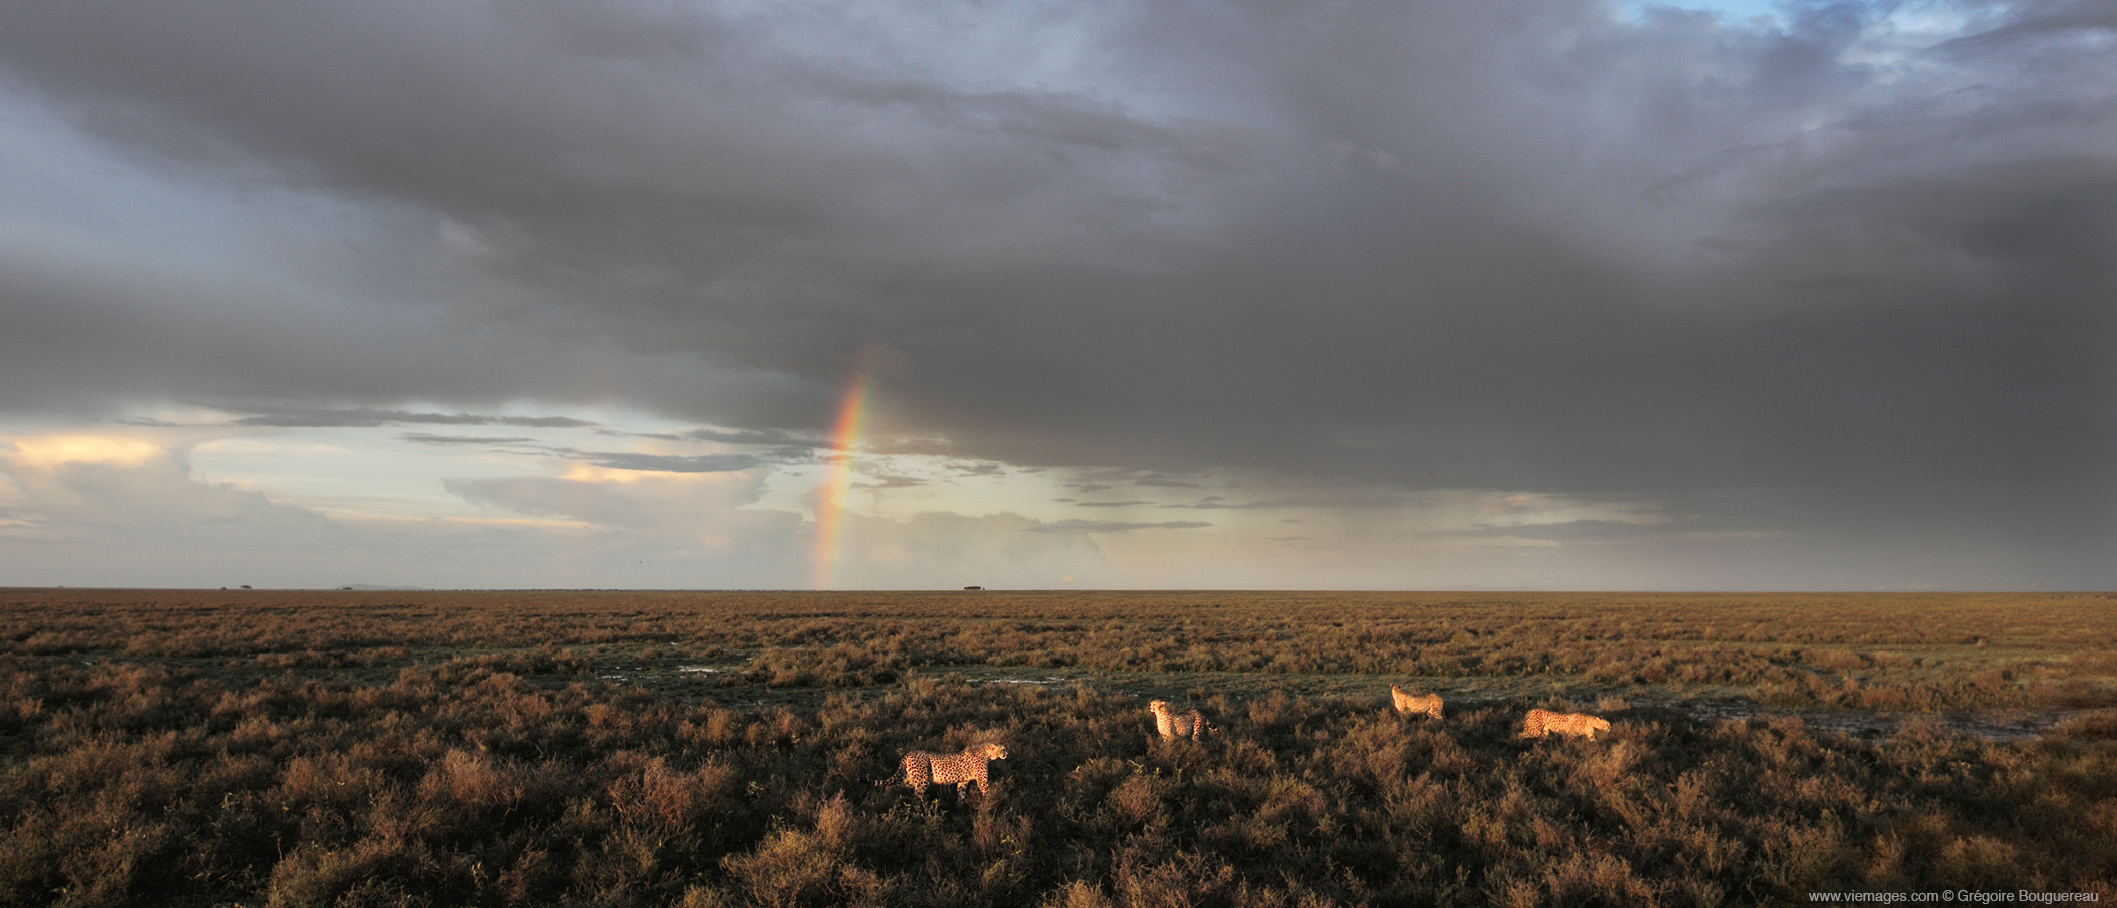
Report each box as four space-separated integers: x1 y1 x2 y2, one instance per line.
811 352 873 589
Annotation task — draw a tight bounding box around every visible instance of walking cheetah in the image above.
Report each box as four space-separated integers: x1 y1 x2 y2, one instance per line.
899 742 1008 798
1517 709 1611 740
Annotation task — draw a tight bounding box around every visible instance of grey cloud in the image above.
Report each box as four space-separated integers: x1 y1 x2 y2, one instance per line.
1165 496 1409 510
581 452 762 474
231 407 595 429
443 472 784 537
684 427 827 448
1943 0 2117 47
434 473 808 585
854 474 927 490
0 454 351 586
231 414 396 428
493 416 596 429
1038 520 1211 533
1077 500 1153 508
398 433 535 445
444 477 654 528
1132 477 1202 489
832 511 1115 588
0 244 799 421
1438 520 1683 544
443 442 783 473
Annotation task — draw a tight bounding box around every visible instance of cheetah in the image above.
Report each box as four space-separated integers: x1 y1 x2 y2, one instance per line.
899 742 1008 798
1390 685 1443 719
1517 709 1611 740
1148 700 1210 741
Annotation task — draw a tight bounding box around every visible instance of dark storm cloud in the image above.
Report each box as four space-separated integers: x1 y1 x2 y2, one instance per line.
0 247 793 419
2 0 2113 583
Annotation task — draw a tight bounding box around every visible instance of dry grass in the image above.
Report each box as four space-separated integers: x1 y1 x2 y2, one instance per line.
0 588 2113 906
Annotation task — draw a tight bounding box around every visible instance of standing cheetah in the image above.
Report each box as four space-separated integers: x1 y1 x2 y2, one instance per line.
1517 709 1611 740
1390 685 1444 719
899 742 1008 798
1148 700 1210 741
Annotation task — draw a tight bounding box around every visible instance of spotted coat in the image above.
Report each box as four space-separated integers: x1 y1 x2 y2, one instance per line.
1148 700 1209 741
900 742 1008 798
1518 709 1612 740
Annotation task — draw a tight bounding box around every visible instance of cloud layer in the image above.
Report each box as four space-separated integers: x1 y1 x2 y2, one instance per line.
2 0 2112 587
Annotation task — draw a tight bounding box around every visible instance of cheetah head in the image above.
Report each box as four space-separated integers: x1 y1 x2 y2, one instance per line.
1147 700 1169 714
980 742 1009 760
1590 717 1612 735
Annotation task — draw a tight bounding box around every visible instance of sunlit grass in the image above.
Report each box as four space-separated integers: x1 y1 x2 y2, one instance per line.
1 588 2113 905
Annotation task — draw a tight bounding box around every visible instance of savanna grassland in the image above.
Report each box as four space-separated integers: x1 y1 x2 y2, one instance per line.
2 588 2114 907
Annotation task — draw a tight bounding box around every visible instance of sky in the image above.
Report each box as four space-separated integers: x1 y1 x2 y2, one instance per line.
1 0 2112 591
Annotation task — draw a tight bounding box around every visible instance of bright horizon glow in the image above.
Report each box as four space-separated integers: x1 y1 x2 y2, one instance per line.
811 352 875 589
4 434 163 469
